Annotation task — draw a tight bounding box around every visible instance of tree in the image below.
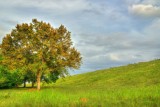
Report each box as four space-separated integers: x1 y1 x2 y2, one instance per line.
1 19 82 90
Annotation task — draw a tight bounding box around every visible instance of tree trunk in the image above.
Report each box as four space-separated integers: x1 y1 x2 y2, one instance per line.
32 82 34 88
37 71 41 90
24 80 26 88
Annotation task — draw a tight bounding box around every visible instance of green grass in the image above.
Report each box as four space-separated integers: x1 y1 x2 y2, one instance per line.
0 59 160 107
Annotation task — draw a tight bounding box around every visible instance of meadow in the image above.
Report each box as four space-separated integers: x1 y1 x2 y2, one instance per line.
0 59 160 107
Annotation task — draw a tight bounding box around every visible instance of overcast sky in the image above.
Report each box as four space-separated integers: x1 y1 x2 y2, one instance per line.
0 0 160 74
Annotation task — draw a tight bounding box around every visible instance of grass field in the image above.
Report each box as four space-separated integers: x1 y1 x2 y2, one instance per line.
0 59 160 107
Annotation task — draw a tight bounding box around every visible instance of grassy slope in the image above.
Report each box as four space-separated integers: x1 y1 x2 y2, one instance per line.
0 59 160 107
56 59 160 89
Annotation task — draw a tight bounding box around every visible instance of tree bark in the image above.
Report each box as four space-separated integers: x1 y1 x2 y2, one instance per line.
32 82 34 88
24 80 26 88
37 71 41 90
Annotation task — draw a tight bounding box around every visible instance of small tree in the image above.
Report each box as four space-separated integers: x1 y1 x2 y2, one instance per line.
1 19 82 90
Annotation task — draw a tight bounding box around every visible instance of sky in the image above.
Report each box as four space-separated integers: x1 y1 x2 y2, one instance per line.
0 0 160 74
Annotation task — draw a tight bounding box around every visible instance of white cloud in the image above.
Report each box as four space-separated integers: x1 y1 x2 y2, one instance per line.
130 4 160 17
110 54 120 61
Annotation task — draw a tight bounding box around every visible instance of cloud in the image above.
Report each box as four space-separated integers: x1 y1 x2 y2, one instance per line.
130 4 160 17
124 0 160 6
0 25 9 42
2 0 89 15
0 0 160 74
142 0 160 5
109 54 120 61
74 18 160 72
124 0 141 5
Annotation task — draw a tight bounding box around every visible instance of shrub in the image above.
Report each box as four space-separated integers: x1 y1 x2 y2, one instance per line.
0 66 23 88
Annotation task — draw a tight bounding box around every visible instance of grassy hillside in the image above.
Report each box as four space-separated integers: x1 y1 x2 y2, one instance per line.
0 59 160 107
56 59 160 89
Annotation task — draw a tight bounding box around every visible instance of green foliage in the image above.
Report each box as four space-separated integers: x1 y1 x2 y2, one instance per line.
0 66 23 88
43 71 59 84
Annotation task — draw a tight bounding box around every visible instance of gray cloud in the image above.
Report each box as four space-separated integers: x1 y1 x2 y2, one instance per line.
2 0 89 15
74 18 160 72
142 0 160 5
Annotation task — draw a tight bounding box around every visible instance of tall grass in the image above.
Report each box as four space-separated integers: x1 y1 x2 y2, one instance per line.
0 85 160 107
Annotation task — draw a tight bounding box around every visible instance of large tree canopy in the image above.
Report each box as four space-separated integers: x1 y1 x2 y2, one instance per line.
1 19 82 90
